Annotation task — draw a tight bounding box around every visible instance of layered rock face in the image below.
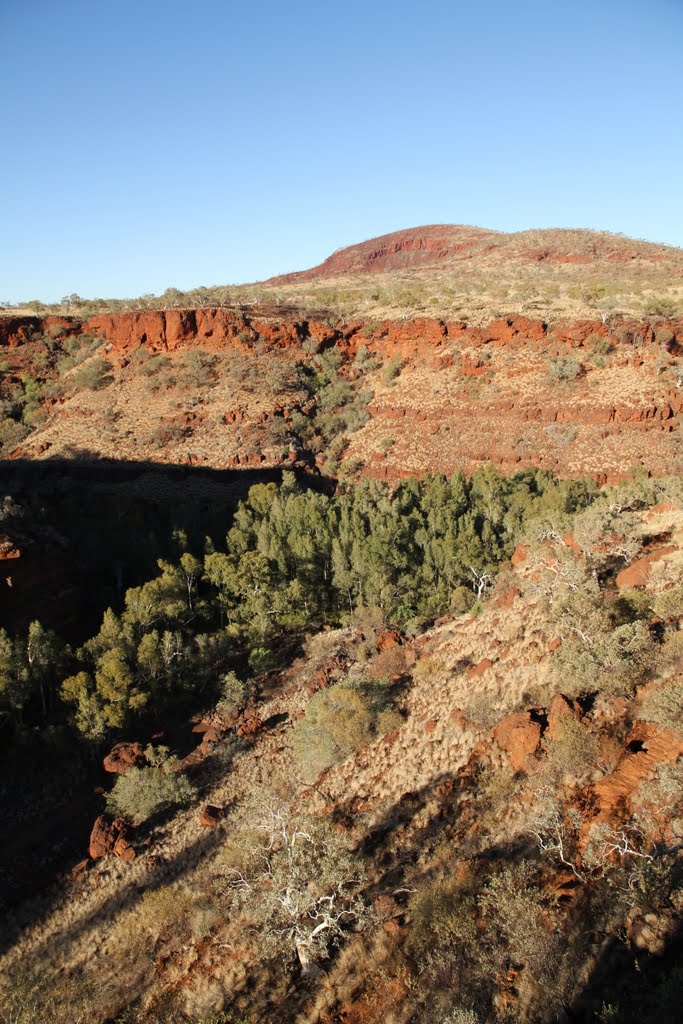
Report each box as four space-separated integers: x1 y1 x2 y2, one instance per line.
2 309 682 481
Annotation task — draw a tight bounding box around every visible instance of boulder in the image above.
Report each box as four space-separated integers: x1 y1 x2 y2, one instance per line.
493 712 542 772
466 658 493 678
545 694 581 743
377 628 402 650
0 537 20 560
70 858 91 879
237 707 262 738
199 804 225 827
103 741 148 775
616 545 676 589
89 814 135 861
511 543 528 566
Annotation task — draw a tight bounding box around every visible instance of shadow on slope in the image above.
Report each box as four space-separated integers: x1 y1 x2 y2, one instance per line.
0 453 331 640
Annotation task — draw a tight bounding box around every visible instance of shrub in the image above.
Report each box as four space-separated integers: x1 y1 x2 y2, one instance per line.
0 417 29 450
73 357 113 390
142 353 172 376
382 356 403 383
442 1012 481 1024
56 334 104 373
645 297 678 318
638 677 683 732
293 683 373 775
106 762 196 824
408 878 479 967
544 715 597 777
467 692 500 729
655 326 675 346
659 630 683 668
22 403 47 428
138 883 194 938
612 587 653 625
586 333 612 356
149 421 186 445
450 585 476 615
247 645 277 674
477 862 559 980
182 348 215 386
221 804 367 974
216 670 247 718
548 356 582 382
553 619 653 698
654 586 683 621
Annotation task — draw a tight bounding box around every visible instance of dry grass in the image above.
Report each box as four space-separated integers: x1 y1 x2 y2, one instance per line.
11 311 681 483
2 509 682 1020
0 582 556 1020
345 331 683 480
9 226 683 327
17 343 308 468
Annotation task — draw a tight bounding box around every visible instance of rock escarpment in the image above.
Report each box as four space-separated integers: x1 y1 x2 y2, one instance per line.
2 309 682 481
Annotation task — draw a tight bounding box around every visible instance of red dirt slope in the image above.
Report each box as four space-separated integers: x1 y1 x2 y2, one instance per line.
268 224 683 284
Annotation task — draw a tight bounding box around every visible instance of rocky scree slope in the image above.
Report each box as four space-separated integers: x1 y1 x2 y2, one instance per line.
1 309 683 482
1 501 683 1023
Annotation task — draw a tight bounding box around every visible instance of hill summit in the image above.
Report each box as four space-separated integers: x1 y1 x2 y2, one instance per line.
268 224 683 284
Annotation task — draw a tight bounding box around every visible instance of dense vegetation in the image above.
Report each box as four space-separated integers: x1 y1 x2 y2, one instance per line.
1 465 683 1024
0 466 602 744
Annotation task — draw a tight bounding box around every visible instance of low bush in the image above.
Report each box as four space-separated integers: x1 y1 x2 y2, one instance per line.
0 417 29 450
293 683 374 776
654 585 683 620
73 357 113 390
106 760 196 823
638 677 683 732
247 645 277 674
548 356 582 382
216 670 247 718
553 618 653 698
586 334 613 356
544 714 597 777
382 356 403 383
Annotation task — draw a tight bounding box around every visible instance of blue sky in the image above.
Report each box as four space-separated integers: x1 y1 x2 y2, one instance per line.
1 0 682 303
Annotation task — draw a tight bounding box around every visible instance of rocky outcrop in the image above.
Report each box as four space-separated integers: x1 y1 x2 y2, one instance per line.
0 537 20 560
103 742 148 775
377 628 402 650
199 804 225 827
4 306 683 482
592 721 683 820
492 712 542 772
268 225 497 283
616 545 676 589
236 707 262 738
88 815 135 862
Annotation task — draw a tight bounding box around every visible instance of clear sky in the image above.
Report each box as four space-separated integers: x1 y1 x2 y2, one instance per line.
1 0 682 303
